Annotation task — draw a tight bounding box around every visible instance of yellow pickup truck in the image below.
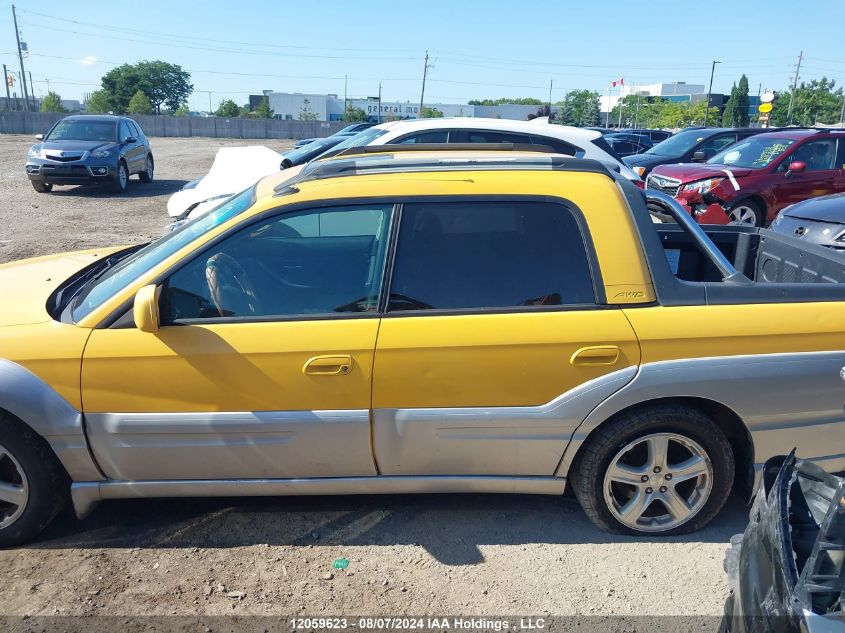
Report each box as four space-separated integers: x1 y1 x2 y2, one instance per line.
1 147 844 546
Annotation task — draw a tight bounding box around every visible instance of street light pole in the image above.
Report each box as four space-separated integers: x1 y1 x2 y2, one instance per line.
704 60 721 127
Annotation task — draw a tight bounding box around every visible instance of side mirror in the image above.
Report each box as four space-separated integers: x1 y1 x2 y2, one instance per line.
133 285 161 333
692 151 706 162
123 136 137 145
786 160 806 177
35 133 43 141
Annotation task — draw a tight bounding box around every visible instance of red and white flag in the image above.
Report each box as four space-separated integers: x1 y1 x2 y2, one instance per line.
612 77 624 87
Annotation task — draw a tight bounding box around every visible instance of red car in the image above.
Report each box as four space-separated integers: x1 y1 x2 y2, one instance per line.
646 129 845 225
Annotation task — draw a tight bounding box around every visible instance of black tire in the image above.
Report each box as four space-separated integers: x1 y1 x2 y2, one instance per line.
0 412 68 547
570 404 734 536
31 181 52 193
726 199 765 227
112 160 129 193
138 155 154 183
281 158 293 169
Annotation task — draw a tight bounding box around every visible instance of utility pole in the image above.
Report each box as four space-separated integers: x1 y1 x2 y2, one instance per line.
704 60 721 127
377 81 382 124
419 51 430 119
618 85 624 128
28 70 34 105
12 5 30 112
3 64 10 111
344 75 348 116
548 79 553 113
786 50 803 125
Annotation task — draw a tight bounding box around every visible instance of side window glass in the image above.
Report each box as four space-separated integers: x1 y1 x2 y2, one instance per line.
388 202 595 312
836 139 845 170
529 135 578 156
130 120 143 137
119 121 132 142
789 139 837 171
700 135 736 157
161 205 392 322
460 130 531 144
394 131 449 144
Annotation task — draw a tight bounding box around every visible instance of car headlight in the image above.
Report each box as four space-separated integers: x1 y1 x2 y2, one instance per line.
90 148 114 158
682 177 724 195
632 166 646 177
27 145 40 158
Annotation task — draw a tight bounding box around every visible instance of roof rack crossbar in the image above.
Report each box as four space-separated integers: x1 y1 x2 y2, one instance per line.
335 142 558 157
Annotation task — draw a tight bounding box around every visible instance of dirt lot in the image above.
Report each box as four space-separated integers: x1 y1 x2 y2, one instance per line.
0 134 744 625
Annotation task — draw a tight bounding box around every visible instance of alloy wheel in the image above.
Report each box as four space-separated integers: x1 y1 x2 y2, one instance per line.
727 205 758 225
146 157 154 180
603 432 713 532
119 164 128 189
0 444 28 529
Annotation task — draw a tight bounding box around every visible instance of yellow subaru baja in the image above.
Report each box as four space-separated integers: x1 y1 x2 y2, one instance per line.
1 147 844 546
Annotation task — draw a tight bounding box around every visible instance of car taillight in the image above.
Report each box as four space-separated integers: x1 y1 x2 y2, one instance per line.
633 180 645 190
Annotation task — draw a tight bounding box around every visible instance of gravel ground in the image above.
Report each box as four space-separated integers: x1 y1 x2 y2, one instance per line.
0 134 745 625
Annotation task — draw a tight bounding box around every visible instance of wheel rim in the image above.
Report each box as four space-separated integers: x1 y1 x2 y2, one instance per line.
728 205 757 225
0 444 28 529
603 432 713 532
119 164 127 188
146 157 153 179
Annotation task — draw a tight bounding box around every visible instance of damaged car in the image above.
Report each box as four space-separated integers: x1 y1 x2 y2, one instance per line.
721 452 844 632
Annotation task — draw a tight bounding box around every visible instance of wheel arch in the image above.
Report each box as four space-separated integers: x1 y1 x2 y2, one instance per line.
562 396 755 499
727 194 769 225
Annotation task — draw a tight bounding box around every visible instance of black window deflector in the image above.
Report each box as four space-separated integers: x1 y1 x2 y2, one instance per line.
646 190 751 284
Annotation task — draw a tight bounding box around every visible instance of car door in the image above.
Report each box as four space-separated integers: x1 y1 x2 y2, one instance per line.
118 120 141 173
371 199 641 477
775 138 841 208
81 204 393 481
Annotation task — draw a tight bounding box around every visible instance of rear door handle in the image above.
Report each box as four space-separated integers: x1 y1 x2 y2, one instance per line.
570 345 621 366
302 355 354 375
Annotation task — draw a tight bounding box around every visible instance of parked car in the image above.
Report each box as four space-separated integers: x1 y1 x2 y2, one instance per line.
281 135 347 168
721 453 844 632
604 133 653 158
627 128 673 143
770 192 845 248
647 129 845 225
624 127 774 178
25 115 154 194
2 148 845 545
320 117 642 182
293 122 376 148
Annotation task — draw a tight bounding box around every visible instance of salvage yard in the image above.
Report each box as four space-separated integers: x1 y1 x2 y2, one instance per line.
0 133 746 621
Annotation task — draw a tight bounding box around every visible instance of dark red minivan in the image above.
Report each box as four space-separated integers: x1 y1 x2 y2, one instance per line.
646 129 845 225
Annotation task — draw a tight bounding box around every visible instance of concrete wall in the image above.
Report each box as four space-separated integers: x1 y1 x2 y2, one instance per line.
0 112 346 139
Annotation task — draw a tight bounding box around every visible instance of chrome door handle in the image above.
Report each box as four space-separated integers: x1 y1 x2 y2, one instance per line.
570 345 621 366
302 355 354 376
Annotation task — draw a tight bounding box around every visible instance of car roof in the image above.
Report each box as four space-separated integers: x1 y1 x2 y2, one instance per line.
63 115 123 122
748 129 826 141
371 117 603 141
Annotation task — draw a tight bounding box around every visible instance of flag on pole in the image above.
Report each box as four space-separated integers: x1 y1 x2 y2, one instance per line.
612 77 625 88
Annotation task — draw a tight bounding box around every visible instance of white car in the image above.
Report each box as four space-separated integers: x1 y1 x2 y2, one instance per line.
323 117 641 182
167 146 284 221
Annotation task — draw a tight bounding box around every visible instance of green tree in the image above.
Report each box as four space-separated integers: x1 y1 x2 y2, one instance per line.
127 89 153 115
40 91 66 113
770 77 844 126
554 90 601 126
215 99 240 118
468 97 543 106
85 90 112 114
342 105 367 122
239 104 253 117
735 75 750 127
298 98 319 121
554 98 576 125
173 104 190 117
721 82 738 127
101 61 192 114
254 96 274 119
420 106 444 118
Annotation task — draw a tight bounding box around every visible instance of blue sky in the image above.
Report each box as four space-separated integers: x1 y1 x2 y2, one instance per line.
3 0 844 111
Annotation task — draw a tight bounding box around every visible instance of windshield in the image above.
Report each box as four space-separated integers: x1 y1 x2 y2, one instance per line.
645 129 710 156
282 137 342 163
707 137 796 169
71 187 256 322
317 126 389 159
46 120 117 142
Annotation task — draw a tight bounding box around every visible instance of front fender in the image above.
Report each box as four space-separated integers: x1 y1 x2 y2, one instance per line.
0 358 102 480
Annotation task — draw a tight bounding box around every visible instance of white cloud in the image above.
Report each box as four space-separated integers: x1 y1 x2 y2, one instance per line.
80 56 98 66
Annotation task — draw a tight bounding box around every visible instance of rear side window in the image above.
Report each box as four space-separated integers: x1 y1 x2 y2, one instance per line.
529 135 579 156
393 131 449 144
388 201 595 312
452 129 532 144
130 120 144 137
